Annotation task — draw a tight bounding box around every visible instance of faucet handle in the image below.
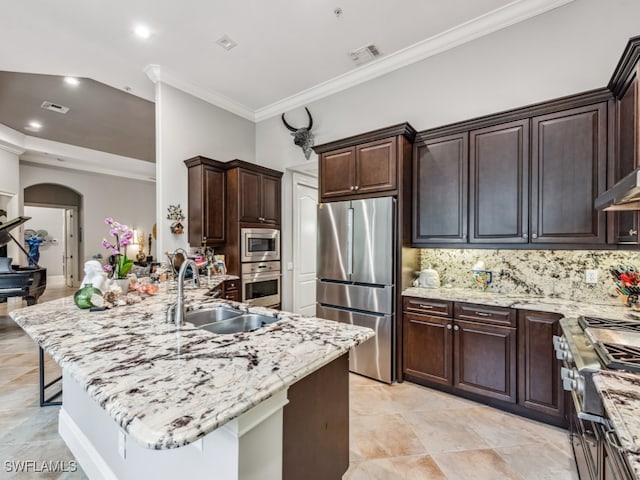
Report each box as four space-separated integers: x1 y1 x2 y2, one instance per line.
166 303 176 324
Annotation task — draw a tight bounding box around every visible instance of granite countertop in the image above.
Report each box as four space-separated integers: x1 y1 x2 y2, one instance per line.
403 286 632 320
593 371 640 479
9 278 374 450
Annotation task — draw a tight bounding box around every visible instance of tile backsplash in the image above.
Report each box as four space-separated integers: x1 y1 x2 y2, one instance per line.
419 249 640 303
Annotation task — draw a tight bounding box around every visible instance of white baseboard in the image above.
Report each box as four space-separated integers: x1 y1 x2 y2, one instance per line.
58 407 118 480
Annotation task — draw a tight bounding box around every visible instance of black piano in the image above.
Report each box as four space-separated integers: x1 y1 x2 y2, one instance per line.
0 216 47 305
1 216 55 406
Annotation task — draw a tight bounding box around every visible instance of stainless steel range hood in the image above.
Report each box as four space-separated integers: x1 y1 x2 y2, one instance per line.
595 169 640 211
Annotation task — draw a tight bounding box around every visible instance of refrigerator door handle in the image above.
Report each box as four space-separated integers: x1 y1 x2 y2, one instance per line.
347 207 354 276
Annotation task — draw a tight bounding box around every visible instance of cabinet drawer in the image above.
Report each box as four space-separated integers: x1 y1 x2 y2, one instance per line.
225 279 239 292
454 302 515 327
224 291 240 302
403 297 452 317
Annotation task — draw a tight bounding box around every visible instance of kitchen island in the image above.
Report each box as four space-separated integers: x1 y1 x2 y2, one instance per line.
9 280 374 480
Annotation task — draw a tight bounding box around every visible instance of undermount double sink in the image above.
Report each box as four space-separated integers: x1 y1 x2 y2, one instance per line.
185 306 279 334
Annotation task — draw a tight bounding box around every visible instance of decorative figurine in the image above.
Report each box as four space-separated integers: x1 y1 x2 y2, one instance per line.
80 260 108 292
166 204 185 234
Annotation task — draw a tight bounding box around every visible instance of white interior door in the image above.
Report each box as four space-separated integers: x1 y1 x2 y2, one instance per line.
64 208 78 287
292 173 318 316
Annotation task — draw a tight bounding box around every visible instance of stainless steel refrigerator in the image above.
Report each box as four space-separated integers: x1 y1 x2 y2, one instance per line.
316 196 395 383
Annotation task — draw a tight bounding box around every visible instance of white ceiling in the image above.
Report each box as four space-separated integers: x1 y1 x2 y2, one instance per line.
1 0 573 122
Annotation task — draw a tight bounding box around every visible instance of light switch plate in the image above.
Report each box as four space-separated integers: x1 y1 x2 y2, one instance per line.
585 270 598 284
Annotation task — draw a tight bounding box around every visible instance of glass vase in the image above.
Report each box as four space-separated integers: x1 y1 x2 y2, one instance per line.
74 283 102 309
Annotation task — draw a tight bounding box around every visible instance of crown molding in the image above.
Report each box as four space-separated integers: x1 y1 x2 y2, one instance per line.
145 0 574 123
0 123 27 155
0 122 154 181
253 0 575 122
144 64 255 121
21 137 156 183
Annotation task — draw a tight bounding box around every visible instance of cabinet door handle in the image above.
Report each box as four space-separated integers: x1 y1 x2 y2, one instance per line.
419 304 433 309
350 186 355 191
447 324 452 330
522 233 528 239
475 311 490 317
532 233 538 239
453 325 459 331
630 229 638 236
354 185 359 191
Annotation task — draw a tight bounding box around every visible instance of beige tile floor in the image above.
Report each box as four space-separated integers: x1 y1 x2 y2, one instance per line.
344 375 578 479
1 281 578 479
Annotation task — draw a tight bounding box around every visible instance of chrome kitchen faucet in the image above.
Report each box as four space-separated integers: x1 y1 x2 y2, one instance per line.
167 259 200 328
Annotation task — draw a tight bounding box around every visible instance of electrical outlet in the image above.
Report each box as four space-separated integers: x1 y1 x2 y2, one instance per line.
585 269 598 284
118 430 126 459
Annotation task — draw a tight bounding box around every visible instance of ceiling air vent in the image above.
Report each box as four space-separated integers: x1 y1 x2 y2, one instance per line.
41 101 70 114
349 44 382 66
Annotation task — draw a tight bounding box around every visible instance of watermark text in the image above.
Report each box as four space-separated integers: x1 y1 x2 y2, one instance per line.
4 460 78 473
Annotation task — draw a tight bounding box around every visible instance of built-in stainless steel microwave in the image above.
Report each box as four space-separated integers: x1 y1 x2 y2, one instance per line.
240 228 280 263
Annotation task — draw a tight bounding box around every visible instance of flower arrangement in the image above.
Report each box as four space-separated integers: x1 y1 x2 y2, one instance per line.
102 217 134 279
167 204 185 234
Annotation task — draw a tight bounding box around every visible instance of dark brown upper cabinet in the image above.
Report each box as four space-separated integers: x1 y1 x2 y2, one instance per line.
313 123 416 203
319 139 396 200
227 161 282 226
318 147 356 199
412 88 612 248
469 119 529 244
609 35 640 244
184 156 226 247
413 132 468 244
530 102 607 244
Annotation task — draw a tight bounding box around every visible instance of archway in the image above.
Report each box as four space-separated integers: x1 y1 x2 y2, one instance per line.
23 184 83 287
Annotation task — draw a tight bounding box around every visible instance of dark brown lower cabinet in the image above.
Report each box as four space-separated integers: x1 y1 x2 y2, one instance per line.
283 354 349 480
454 319 516 403
207 279 241 302
403 298 516 404
403 297 567 427
518 309 566 424
404 312 452 386
222 279 240 301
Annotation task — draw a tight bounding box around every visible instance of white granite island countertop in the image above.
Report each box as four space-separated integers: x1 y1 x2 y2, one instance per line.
9 280 374 450
403 286 632 320
593 371 640 479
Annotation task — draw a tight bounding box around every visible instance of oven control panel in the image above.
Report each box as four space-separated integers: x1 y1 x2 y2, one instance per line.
554 334 574 362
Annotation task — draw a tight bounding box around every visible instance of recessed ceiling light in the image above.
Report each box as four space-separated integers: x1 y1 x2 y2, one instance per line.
134 24 151 39
24 121 42 132
216 34 238 51
64 76 80 86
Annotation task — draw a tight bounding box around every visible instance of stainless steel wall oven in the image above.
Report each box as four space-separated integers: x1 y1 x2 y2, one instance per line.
241 261 280 307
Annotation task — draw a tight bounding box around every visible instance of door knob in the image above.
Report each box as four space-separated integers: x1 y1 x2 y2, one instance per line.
354 185 359 191
453 325 459 331
532 233 538 239
446 324 452 330
350 186 355 191
522 233 528 239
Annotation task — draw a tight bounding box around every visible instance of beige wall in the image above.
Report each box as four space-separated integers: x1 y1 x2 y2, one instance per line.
154 83 256 258
20 163 156 271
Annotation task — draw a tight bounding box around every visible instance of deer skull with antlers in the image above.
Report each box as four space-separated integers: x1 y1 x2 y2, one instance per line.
281 107 314 160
